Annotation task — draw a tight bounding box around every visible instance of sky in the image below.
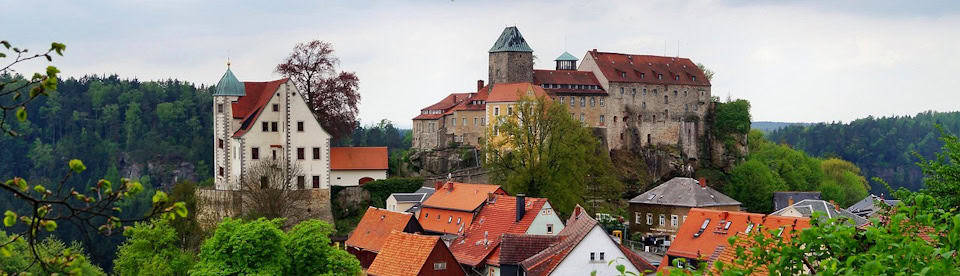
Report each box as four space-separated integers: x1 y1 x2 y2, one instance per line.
4 0 959 128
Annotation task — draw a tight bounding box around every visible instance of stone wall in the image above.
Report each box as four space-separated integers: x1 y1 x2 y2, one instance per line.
489 51 534 85
604 82 711 159
195 188 334 229
422 166 489 187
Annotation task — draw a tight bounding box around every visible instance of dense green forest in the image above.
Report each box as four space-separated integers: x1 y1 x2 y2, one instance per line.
767 111 960 192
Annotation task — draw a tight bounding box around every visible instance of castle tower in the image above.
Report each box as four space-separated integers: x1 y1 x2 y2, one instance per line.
488 26 534 85
555 51 578 70
212 65 245 190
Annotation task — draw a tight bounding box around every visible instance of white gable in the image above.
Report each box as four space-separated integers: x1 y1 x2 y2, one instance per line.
551 226 640 275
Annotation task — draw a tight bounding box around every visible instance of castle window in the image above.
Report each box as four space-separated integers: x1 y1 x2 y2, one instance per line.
664 96 669 104
272 104 279 112
271 122 278 132
313 147 320 160
462 118 466 126
642 102 646 109
452 118 456 126
599 97 605 106
590 97 596 107
569 97 574 107
614 116 618 124
692 76 697 82
620 87 624 96
632 88 636 96
674 90 678 97
685 104 689 112
579 114 584 122
297 121 304 132
217 104 224 113
675 75 680 81
640 72 645 79
684 90 688 97
297 176 305 189
218 139 224 149
262 122 269 132
643 88 647 96
218 167 224 177
297 148 305 160
658 74 663 80
580 96 586 107
559 96 564 103
252 147 260 160
620 132 623 140
494 107 500 116
508 107 513 115
599 115 605 125
620 72 626 78
312 176 320 189
474 118 478 126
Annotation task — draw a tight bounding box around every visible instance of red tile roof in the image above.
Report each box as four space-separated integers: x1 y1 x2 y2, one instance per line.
588 50 711 86
499 234 560 265
532 70 607 95
330 147 388 170
657 208 810 272
345 207 417 253
709 233 769 275
421 182 506 212
418 208 475 235
231 79 287 137
368 231 465 276
448 195 547 267
485 83 550 102
413 92 475 120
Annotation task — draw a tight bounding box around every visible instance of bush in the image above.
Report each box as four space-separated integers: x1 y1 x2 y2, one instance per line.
114 219 195 276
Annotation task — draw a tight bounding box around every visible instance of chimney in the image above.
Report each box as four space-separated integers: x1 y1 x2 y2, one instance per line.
516 194 526 222
574 206 581 218
435 181 443 190
477 80 485 91
698 177 707 188
788 196 795 206
447 182 454 191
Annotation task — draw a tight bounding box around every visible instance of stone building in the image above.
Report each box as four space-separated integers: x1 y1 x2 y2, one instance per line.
627 178 740 245
412 26 712 161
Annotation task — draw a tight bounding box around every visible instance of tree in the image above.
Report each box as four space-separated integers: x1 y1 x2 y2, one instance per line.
712 98 751 156
696 62 715 81
238 158 311 228
275 40 360 140
113 219 195 276
915 128 960 209
818 158 869 207
0 231 105 275
483 95 622 215
286 220 361 275
724 159 785 213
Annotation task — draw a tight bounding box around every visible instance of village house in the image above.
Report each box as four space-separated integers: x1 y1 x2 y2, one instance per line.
772 199 870 226
329 146 388 186
447 194 564 275
847 194 900 219
512 205 656 275
412 26 712 159
387 186 436 215
345 207 424 268
418 182 507 235
658 208 810 272
772 191 822 211
367 231 467 276
627 178 741 245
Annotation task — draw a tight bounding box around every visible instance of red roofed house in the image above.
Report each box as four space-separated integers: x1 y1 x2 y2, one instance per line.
212 66 332 191
447 194 565 275
418 182 507 235
368 231 466 276
345 207 424 268
516 205 657 276
329 146 388 186
658 208 810 272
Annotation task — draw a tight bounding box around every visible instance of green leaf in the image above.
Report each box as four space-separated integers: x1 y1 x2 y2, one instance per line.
46 66 60 78
0 53 5 58
50 42 65 56
126 181 143 195
33 185 46 194
617 264 626 274
0 41 9 49
173 202 188 218
152 191 169 204
16 107 26 122
4 211 16 227
0 246 10 257
43 220 57 232
68 159 86 173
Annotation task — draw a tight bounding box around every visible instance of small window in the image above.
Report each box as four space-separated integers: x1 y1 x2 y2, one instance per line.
272 104 279 112
547 224 554 234
620 87 624 95
252 148 260 160
579 114 584 122
620 72 626 78
262 122 269 132
559 96 564 103
297 176 305 189
692 76 697 81
640 73 645 79
271 122 278 132
724 221 732 230
777 226 786 237
569 97 574 106
580 96 586 107
590 252 596 261
297 121 304 132
745 223 755 234
508 107 513 115
658 74 663 80
635 213 642 224
647 214 653 225
425 213 429 218
218 139 224 149
312 147 320 160
675 75 680 80
671 215 679 227
599 115 605 125
218 166 224 176
434 262 447 270
643 88 647 96
659 214 665 226
456 217 462 225
448 216 453 223
494 107 500 116
474 117 478 126
590 97 596 107
599 252 605 261
312 176 320 189
216 104 224 113
297 148 305 160
599 97 605 106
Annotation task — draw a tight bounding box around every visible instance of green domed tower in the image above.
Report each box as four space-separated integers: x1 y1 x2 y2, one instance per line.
214 66 245 96
212 63 244 190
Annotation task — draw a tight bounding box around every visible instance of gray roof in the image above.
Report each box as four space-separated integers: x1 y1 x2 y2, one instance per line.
772 199 870 226
847 194 900 218
628 177 741 208
773 191 822 211
391 193 426 203
400 187 436 213
489 26 534 53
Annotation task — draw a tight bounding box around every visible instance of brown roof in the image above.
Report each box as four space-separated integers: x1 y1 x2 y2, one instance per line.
588 50 711 86
231 79 287 137
368 231 464 276
448 195 547 267
486 83 550 102
499 234 560 265
421 182 506 212
330 147 388 170
413 92 475 120
532 70 607 95
345 207 416 253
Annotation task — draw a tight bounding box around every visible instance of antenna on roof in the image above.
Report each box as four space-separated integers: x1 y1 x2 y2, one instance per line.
677 40 680 58
663 40 667 56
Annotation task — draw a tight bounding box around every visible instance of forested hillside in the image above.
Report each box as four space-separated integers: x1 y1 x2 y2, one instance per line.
767 111 960 192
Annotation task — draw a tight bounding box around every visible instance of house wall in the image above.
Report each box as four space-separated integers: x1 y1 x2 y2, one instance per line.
419 240 467 276
347 247 378 269
526 202 565 235
489 51 533 85
330 169 387 187
413 118 444 150
550 226 640 275
447 110 486 147
552 94 608 127
628 204 740 241
386 197 418 213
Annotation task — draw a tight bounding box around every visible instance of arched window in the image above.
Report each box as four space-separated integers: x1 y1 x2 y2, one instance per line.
359 177 374 186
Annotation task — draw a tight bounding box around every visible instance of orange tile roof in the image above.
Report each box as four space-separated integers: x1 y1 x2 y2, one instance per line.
418 208 475 235
368 231 464 276
231 79 288 137
345 207 417 253
710 233 770 275
448 195 547 267
485 82 550 102
657 208 810 272
421 182 506 212
329 147 388 170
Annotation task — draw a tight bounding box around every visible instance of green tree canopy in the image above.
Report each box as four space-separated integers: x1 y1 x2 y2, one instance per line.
113 219 195 276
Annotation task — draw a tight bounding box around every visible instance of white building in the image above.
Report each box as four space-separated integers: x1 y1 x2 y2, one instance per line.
212 67 332 190
329 147 389 186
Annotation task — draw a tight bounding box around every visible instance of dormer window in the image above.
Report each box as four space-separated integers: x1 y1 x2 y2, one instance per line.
675 75 680 81
694 218 711 237
620 72 626 78
692 76 697 81
640 73 645 79
658 74 663 80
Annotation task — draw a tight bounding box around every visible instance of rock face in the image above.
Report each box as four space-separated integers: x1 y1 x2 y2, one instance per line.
195 188 334 229
408 147 479 177
332 187 371 218
118 152 200 188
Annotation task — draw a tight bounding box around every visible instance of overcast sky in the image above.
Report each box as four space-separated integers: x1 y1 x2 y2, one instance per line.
4 0 959 128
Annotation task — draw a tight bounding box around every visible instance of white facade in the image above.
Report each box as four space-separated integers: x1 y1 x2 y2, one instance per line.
386 196 417 213
213 80 332 190
549 226 641 275
525 202 565 235
330 169 387 187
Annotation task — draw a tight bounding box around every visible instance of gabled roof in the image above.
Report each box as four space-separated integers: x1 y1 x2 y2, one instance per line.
555 51 578 61
418 208 474 235
231 79 288 137
772 199 870 226
448 195 547 267
773 191 822 211
847 194 900 218
521 205 656 275
214 67 245 96
421 182 506 212
489 26 533 53
368 231 463 276
345 207 419 253
659 209 810 271
413 92 475 120
588 50 711 86
628 177 741 208
532 70 607 95
499 234 560 265
330 147 388 170
486 83 550 103
403 187 437 213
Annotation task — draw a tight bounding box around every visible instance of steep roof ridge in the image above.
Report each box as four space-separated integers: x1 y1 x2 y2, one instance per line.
449 194 548 267
231 79 288 137
345 207 415 253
